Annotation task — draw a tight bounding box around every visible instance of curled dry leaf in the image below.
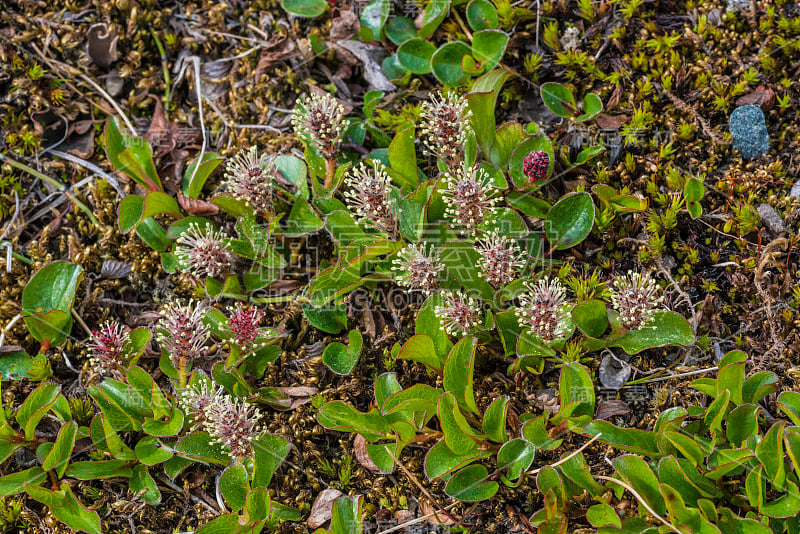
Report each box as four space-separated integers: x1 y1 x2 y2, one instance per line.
87 23 119 68
420 501 458 526
336 40 396 92
353 434 385 474
307 488 343 529
271 386 318 410
595 399 632 420
735 85 775 112
177 192 220 216
330 11 360 41
100 260 132 279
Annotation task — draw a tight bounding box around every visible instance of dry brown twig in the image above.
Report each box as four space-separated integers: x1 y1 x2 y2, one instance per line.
754 237 789 361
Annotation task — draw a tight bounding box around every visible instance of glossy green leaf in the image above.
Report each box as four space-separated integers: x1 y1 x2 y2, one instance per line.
385 17 418 45
183 152 223 199
497 438 535 481
576 93 603 122
445 464 498 501
135 217 171 252
42 421 77 478
382 54 411 84
130 465 161 505
16 382 60 441
762 481 800 518
0 467 45 495
322 329 363 375
777 391 800 426
174 432 231 465
443 337 479 415
65 460 133 480
610 311 694 355
742 371 778 405
431 41 471 86
438 392 480 456
466 0 498 30
583 420 661 456
482 396 509 443
587 503 621 528
544 192 595 250
0 349 40 381
612 454 666 516
330 495 364 534
662 431 704 467
423 438 488 480
471 30 508 71
521 415 562 451
280 0 327 17
22 261 83 346
388 125 418 187
416 293 453 363
104 117 162 191
418 0 450 38
317 401 393 442
135 436 173 466
571 300 608 338
540 82 576 119
302 301 347 334
25 483 102 534
283 196 324 236
220 463 249 511
559 362 595 419
467 69 511 159
397 39 436 74
359 0 390 41
756 421 786 491
394 334 443 372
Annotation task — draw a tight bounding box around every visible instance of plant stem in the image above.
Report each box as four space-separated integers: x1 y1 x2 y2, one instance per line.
150 29 171 102
250 295 299 304
0 153 99 225
324 158 336 189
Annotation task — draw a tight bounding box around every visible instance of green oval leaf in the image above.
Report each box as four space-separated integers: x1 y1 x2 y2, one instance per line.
471 30 508 71
571 300 608 338
385 17 418 45
398 38 436 74
445 464 499 501
466 0 498 30
419 0 450 38
609 311 694 355
431 41 472 86
544 192 595 250
22 262 84 346
280 0 327 17
540 82 577 119
220 463 249 512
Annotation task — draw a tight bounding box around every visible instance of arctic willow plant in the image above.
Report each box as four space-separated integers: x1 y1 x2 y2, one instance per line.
288 70 697 514
3 265 297 534
293 72 693 379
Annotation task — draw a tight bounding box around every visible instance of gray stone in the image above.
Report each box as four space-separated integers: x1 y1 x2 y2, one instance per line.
757 203 786 236
729 104 769 159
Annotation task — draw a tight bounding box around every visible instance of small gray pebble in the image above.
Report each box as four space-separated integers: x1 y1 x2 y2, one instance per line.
757 203 786 235
729 104 769 159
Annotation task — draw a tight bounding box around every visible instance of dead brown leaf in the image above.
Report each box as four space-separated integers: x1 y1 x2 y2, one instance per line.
177 192 220 216
87 23 118 68
735 85 775 112
307 489 343 529
595 399 632 420
353 434 387 474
